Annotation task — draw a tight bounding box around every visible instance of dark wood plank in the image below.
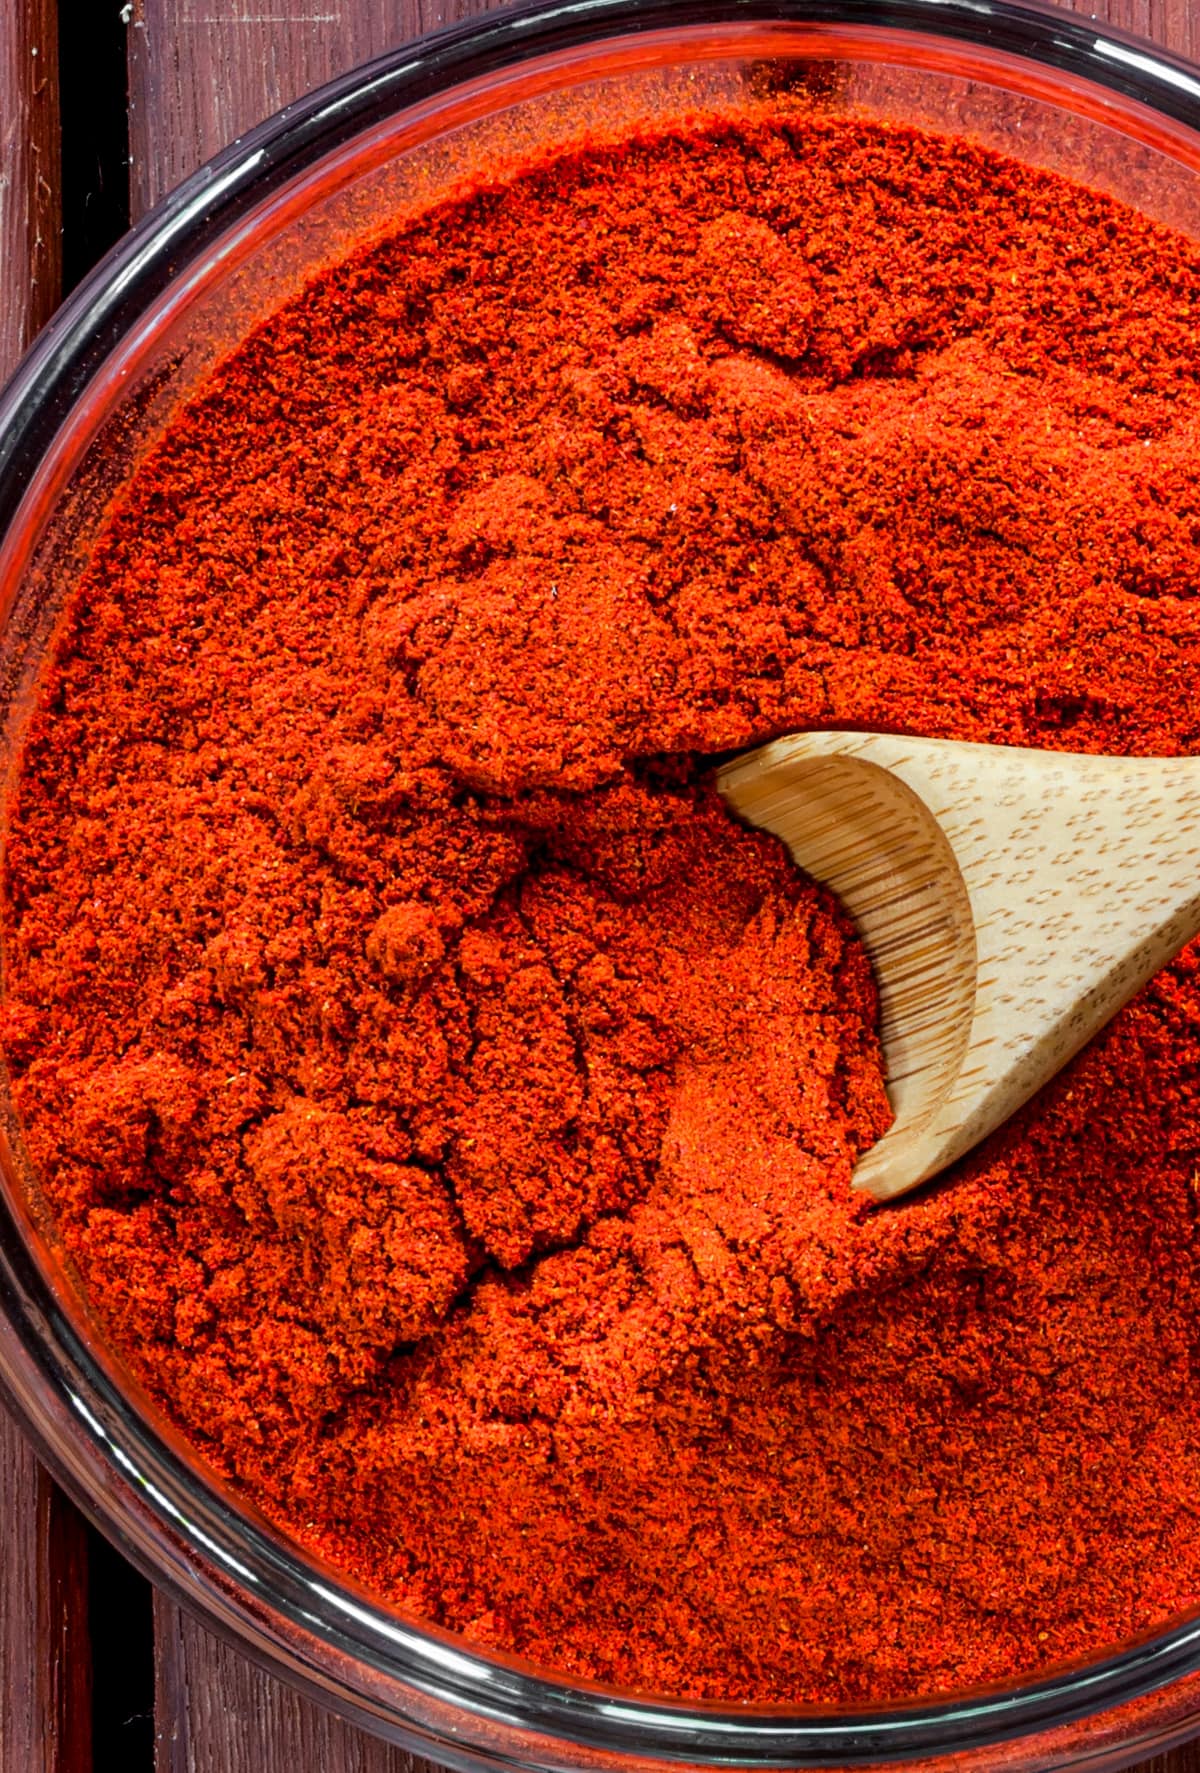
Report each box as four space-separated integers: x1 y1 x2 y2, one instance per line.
1097 0 1199 54
1 0 60 364
128 0 1200 1766
36 1483 93 1773
131 10 500 1758
0 1423 46 1773
154 1594 423 1772
127 0 496 215
0 5 92 1772
129 10 501 1757
0 1413 93 1773
123 0 1200 218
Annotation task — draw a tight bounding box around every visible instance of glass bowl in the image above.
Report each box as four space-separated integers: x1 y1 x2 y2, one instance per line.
5 1 1200 1766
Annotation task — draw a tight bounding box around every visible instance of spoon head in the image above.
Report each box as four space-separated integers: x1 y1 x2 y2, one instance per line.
719 732 1200 1200
717 735 976 1199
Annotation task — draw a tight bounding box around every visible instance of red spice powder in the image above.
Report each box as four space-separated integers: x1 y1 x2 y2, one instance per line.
7 113 1200 1703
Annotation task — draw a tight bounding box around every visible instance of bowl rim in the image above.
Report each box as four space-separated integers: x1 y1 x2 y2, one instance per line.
5 0 1200 1764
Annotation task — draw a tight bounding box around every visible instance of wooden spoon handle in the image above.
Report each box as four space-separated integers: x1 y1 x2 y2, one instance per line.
717 734 1200 1200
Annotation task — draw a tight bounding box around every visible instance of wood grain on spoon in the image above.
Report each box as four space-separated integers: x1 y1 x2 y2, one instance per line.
717 732 1200 1200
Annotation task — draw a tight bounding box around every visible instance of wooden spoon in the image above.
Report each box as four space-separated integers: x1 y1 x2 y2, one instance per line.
716 731 1200 1201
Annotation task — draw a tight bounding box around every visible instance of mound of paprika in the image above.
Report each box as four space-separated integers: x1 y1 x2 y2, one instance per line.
6 112 1200 1702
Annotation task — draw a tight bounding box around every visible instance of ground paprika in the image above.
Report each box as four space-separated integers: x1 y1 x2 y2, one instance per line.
6 110 1200 1703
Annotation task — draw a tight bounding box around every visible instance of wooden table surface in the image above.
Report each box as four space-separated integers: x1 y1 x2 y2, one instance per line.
3 0 1200 1766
